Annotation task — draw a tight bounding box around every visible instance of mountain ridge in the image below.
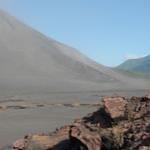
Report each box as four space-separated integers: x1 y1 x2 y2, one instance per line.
0 9 150 99
116 55 150 73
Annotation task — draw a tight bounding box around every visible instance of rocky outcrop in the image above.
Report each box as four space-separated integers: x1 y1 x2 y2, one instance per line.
11 94 150 150
103 96 127 121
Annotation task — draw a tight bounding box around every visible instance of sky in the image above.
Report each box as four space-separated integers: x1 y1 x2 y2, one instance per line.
0 0 150 66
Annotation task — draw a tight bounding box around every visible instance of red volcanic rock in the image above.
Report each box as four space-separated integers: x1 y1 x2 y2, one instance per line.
122 121 150 149
127 96 150 121
11 94 150 150
144 94 150 100
13 138 28 150
139 146 150 150
16 126 70 150
103 96 127 121
70 124 101 150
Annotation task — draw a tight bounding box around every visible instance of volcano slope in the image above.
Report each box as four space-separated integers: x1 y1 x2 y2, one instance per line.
0 9 149 102
0 9 150 147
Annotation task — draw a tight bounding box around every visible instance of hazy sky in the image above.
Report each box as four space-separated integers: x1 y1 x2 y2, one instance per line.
0 0 150 66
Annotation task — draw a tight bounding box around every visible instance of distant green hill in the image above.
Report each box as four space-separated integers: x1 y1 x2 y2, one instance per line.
114 69 150 79
116 55 150 73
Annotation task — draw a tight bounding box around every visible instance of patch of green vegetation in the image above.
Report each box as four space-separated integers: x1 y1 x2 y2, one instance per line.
114 68 150 79
116 55 150 73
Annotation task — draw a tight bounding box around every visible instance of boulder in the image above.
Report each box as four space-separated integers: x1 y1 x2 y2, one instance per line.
103 96 127 121
13 138 28 150
144 94 150 100
70 123 101 150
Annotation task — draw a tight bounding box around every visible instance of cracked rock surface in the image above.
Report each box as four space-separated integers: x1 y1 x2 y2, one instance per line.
10 94 150 150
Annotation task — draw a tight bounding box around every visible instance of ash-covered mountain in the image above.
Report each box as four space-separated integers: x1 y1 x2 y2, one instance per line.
0 10 149 98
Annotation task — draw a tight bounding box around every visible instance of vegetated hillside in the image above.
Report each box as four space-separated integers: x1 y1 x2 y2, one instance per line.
0 9 149 98
116 55 150 73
